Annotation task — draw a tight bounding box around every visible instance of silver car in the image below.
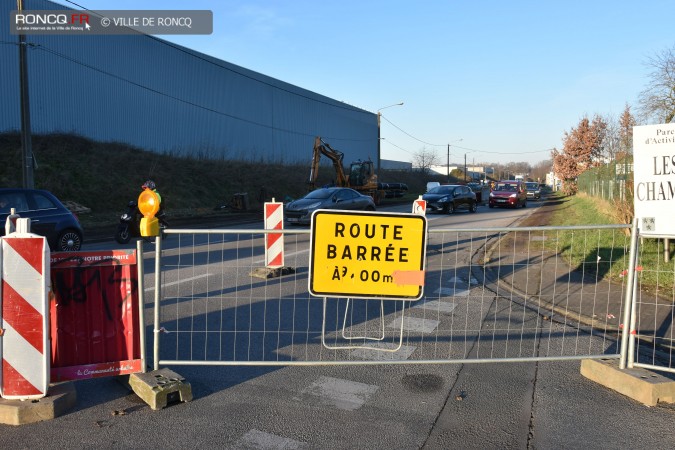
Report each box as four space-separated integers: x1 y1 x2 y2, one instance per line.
284 187 376 225
525 182 541 200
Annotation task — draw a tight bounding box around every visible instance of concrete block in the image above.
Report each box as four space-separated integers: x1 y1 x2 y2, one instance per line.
581 359 675 406
0 382 76 426
128 368 192 410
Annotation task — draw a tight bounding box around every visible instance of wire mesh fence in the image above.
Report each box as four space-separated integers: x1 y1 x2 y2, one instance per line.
577 157 633 202
147 223 650 368
629 231 675 374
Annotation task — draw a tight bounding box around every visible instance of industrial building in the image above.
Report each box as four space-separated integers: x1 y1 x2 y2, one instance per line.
1 0 378 164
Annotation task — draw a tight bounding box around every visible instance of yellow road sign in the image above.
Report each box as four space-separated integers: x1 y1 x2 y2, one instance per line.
309 210 427 300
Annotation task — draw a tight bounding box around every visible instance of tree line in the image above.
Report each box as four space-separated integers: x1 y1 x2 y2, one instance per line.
411 44 675 194
554 45 674 195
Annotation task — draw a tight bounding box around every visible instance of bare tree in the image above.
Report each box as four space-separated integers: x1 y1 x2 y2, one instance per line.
638 45 675 123
619 103 637 154
601 112 620 162
530 159 552 183
412 147 440 176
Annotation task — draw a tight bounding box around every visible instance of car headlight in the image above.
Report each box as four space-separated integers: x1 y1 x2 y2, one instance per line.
121 213 130 220
439 196 450 202
509 193 517 198
489 192 494 198
305 201 322 210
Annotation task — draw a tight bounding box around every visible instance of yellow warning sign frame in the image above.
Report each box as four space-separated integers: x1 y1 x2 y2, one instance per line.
308 210 427 300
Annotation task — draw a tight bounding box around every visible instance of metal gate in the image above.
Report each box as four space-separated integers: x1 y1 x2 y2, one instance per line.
146 222 656 369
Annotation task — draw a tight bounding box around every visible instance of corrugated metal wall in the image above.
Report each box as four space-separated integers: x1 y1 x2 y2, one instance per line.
0 0 377 164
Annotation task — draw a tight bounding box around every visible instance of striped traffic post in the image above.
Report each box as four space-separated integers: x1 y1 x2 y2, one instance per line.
412 196 427 216
264 199 284 268
0 218 50 400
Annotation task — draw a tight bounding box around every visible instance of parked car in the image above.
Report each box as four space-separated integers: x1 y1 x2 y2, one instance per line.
466 181 489 203
422 184 477 214
525 182 541 200
284 187 376 225
488 180 527 208
0 188 84 251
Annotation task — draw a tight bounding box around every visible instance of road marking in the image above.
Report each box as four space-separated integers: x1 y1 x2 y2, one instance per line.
234 429 307 449
387 317 440 333
144 273 211 292
448 275 478 285
435 287 470 297
350 343 416 361
253 248 308 265
296 376 378 411
414 300 458 314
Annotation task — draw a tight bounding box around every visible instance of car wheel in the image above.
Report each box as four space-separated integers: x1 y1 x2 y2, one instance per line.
469 201 477 213
447 203 455 214
57 229 82 251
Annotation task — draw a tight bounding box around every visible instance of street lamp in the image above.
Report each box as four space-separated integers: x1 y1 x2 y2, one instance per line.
446 139 462 183
377 102 404 174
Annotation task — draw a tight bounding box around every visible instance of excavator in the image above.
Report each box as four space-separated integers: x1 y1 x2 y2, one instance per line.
308 136 407 205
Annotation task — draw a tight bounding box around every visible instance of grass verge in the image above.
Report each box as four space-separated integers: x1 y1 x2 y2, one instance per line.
545 192 673 298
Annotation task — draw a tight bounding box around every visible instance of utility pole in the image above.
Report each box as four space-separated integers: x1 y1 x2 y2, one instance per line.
447 144 450 183
18 0 34 188
464 153 467 182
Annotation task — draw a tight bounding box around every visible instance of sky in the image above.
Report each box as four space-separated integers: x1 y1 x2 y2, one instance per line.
55 0 674 166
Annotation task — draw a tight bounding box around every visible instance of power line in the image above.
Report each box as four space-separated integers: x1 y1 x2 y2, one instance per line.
381 115 555 156
380 139 414 155
380 115 446 147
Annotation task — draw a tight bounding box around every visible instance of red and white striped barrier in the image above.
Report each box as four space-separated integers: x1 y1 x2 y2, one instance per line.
412 196 427 216
0 219 50 400
264 200 284 268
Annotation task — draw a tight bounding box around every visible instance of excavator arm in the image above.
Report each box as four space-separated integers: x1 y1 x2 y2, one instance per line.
308 136 348 190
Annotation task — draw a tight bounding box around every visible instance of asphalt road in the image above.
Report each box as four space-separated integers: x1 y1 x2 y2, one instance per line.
3 200 675 449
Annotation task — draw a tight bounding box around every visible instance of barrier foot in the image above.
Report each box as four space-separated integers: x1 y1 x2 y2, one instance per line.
581 359 675 406
0 382 76 426
128 368 192 410
250 266 296 279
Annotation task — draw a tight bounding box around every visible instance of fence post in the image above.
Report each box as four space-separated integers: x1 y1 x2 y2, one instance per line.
137 239 147 373
619 218 639 369
153 235 162 371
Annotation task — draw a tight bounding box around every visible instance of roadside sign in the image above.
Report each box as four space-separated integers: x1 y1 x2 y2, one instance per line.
309 210 427 300
49 250 143 381
264 200 284 268
633 123 675 236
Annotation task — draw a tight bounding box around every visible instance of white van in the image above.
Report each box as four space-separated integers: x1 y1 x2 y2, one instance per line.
426 182 440 192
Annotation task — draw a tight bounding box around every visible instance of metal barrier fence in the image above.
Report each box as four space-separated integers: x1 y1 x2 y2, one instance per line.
147 223 659 369
628 226 675 374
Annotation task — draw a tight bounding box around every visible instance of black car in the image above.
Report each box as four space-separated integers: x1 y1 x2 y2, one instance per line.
422 184 477 214
284 187 376 225
0 188 84 251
